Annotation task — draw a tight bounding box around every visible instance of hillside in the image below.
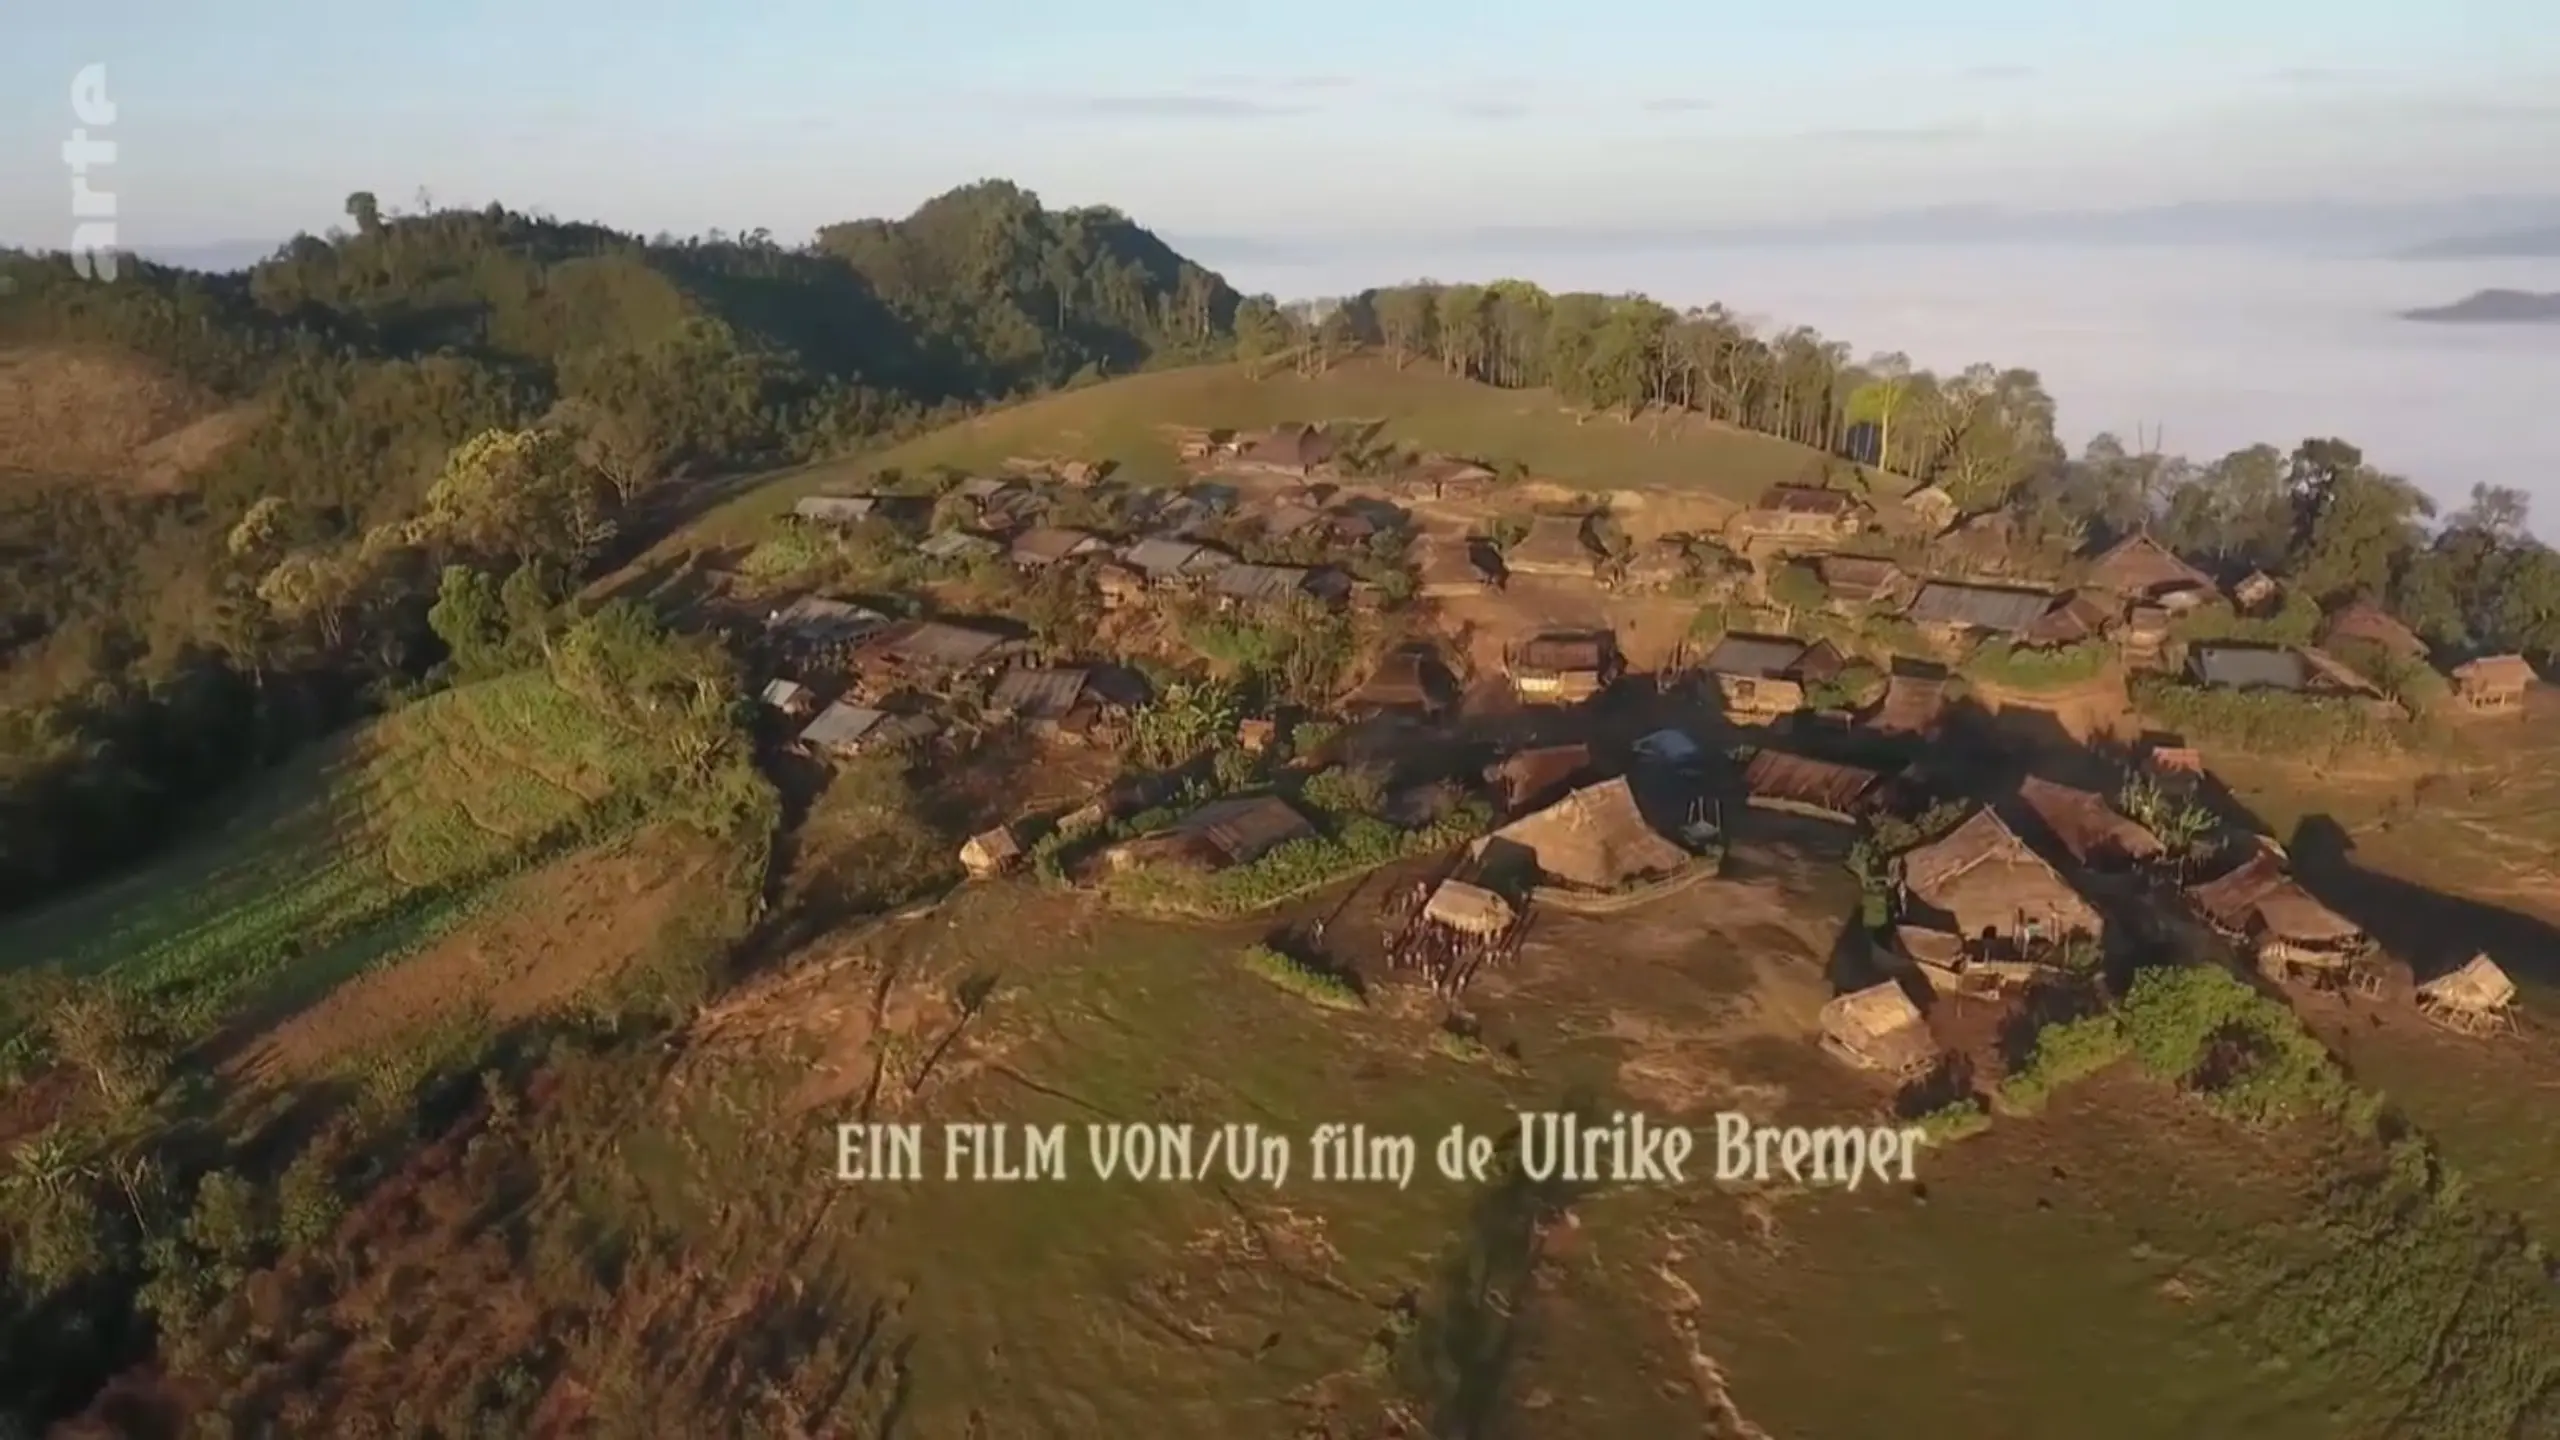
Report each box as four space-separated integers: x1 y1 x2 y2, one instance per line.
679 355 1845 549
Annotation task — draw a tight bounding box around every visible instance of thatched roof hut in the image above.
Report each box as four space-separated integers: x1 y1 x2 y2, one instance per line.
1819 982 1937 1075
1423 880 1517 936
960 826 1023 878
2185 850 2366 954
1506 514 1603 579
2450 654 2537 710
1413 536 1500 596
2319 599 2427 662
1743 749 1885 819
2415 955 2516 1014
2084 532 2213 599
1486 743 1592 814
2011 776 2162 870
1868 672 1949 736
1899 808 2101 946
1473 777 1690 892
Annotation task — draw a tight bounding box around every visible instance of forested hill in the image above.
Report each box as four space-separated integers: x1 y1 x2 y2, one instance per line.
0 182 1235 906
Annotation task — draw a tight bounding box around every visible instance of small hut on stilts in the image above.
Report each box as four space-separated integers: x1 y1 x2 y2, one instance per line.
1390 878 1530 996
2414 955 2519 1036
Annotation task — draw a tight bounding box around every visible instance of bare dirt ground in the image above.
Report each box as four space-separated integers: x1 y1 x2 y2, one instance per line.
226 829 716 1085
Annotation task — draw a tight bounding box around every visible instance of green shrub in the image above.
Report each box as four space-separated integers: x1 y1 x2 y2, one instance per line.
1108 803 1491 918
2131 674 2395 757
1963 638 2110 689
2117 964 2358 1128
1237 944 1363 1010
1995 1014 2132 1115
1913 1099 1993 1143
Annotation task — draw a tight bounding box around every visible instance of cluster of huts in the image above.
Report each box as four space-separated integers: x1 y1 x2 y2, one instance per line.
1813 763 2528 1075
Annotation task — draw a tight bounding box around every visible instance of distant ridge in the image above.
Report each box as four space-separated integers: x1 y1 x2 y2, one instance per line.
2399 226 2560 260
2401 289 2560 324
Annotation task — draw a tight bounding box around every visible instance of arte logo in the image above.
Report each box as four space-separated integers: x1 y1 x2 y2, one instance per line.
65 64 118 281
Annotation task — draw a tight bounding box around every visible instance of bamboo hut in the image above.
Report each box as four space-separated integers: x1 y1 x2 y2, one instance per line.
1423 880 1516 936
1898 808 2102 955
1818 982 1937 1076
1472 777 1691 893
2185 849 2378 992
1742 749 1885 821
2413 955 2518 1036
959 826 1023 878
2449 654 2537 712
2011 776 2163 871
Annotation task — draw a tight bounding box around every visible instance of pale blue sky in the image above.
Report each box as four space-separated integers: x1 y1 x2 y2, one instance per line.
5 0 2556 251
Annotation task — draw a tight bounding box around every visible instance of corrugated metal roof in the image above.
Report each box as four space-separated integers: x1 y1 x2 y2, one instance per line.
1010 527 1104 565
768 596 888 642
1120 537 1207 578
760 679 809 708
1907 582 2054 634
1214 563 1315 602
794 495 878 523
2190 644 2305 692
800 701 887 750
863 620 1015 670
991 666 1092 719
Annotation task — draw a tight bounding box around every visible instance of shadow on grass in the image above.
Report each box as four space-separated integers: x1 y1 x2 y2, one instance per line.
1401 1090 1601 1439
2287 813 2560 991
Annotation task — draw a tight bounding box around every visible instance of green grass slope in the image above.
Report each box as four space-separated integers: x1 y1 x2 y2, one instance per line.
0 671 669 1032
681 356 1836 545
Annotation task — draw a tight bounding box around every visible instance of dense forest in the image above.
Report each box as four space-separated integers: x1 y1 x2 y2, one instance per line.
0 181 1238 907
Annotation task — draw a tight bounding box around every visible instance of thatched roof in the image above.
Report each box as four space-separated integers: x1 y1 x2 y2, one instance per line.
2185 850 2363 943
919 529 1002 561
2011 776 2162 868
1476 777 1690 891
1413 536 1499 590
1900 808 2100 940
1423 880 1516 935
1869 672 1949 735
1347 647 1453 712
1621 538 1694 582
960 826 1022 871
1702 634 1807 678
1175 795 1316 866
1507 515 1602 576
1894 925 1968 968
2416 955 2516 1012
1743 749 1884 815
1793 639 1849 686
2320 599 2427 661
2296 646 2384 698
1815 553 1906 603
1819 982 1936 1072
1486 743 1591 812
1512 631 1613 674
2085 533 2213 597
2025 591 2115 647
2451 654 2538 694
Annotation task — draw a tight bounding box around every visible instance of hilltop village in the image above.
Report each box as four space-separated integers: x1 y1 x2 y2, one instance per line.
727 416 2542 1106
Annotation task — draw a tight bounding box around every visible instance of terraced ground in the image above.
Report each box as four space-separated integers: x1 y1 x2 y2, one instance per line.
0 670 687 1036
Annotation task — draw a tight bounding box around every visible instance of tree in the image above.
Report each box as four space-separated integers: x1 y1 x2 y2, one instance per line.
1768 560 1827 627
427 565 518 678
344 190 381 236
417 426 614 569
